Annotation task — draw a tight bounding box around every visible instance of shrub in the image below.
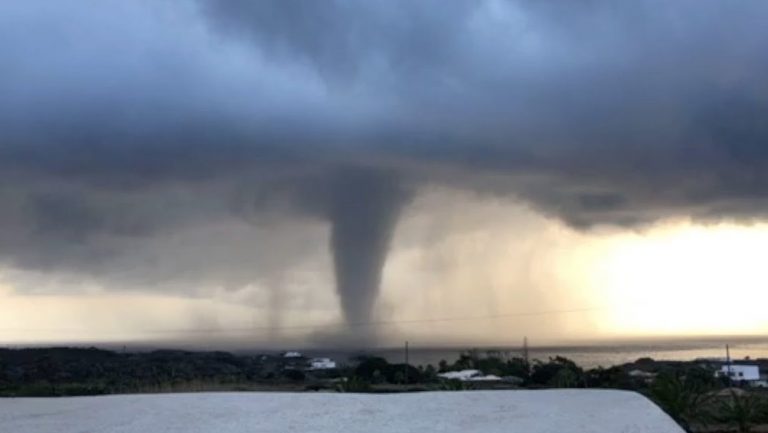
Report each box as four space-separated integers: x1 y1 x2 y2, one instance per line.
282 369 305 382
714 390 768 433
650 372 713 432
437 379 473 391
530 357 583 387
336 377 372 393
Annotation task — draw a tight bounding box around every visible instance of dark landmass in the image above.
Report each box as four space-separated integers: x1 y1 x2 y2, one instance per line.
2 347 767 432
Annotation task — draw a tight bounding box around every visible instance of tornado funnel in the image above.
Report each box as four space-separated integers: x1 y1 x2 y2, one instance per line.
328 169 407 325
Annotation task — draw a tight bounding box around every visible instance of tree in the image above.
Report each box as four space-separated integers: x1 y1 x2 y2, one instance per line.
530 357 583 387
371 369 384 384
423 364 438 382
353 357 421 384
0 356 7 387
354 357 390 380
585 366 641 390
282 369 305 382
34 355 60 395
504 357 530 380
552 368 580 388
393 371 405 384
453 350 478 370
650 372 713 432
438 360 448 372
714 390 768 433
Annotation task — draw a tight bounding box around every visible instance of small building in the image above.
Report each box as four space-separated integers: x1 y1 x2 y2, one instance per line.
628 369 658 384
628 369 656 378
438 369 501 382
308 358 337 370
716 364 760 382
283 351 303 358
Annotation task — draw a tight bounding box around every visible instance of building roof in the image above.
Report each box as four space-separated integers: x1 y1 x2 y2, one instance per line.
0 390 685 433
438 369 502 381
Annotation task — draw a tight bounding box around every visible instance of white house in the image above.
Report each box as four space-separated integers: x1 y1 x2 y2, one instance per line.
628 369 657 383
716 364 760 382
308 358 337 370
283 351 303 358
438 369 502 382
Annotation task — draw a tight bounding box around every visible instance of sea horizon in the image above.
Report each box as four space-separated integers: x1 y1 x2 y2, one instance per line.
5 334 768 369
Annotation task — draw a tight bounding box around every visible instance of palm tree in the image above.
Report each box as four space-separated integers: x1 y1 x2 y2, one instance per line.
650 372 713 432
714 390 768 433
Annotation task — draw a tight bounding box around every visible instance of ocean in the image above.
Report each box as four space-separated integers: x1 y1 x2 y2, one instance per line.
303 337 768 368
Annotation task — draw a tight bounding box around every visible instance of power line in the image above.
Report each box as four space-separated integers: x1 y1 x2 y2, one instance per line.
0 306 603 336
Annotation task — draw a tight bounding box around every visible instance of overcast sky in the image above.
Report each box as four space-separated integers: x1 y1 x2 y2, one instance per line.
1 1 768 346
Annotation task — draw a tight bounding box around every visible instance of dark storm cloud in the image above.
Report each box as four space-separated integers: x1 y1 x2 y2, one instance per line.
2 0 768 324
199 0 768 227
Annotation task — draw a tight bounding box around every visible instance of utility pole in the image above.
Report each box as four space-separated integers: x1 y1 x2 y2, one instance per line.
726 344 732 387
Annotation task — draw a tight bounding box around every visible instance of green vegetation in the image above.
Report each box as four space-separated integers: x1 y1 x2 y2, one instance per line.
335 376 372 393
0 347 302 396
645 367 768 433
436 379 473 391
650 372 715 432
530 356 584 387
440 349 530 379
352 356 422 384
2 346 767 432
714 390 768 433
